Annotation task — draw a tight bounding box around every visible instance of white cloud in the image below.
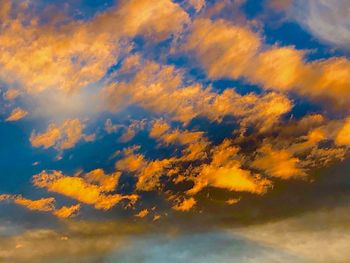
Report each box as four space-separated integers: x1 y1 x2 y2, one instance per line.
291 0 350 48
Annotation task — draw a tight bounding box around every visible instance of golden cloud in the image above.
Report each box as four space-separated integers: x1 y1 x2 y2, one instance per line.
30 119 84 150
251 143 306 179
32 170 138 210
185 18 350 109
188 140 272 195
335 118 350 146
184 18 260 79
102 58 292 128
0 0 189 94
0 194 79 219
172 197 197 212
5 107 28 122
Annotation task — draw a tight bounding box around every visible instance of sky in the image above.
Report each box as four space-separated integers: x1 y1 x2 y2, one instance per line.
0 0 350 262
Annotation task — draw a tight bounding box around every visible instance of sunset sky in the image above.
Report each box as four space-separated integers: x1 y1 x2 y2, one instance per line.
1 0 350 262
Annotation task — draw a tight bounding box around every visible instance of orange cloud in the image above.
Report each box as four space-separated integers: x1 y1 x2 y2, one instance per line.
149 119 210 161
30 119 84 150
247 47 306 91
84 169 121 192
335 118 350 146
5 107 28 122
184 18 260 79
0 194 79 218
0 0 189 95
115 152 147 173
149 119 171 138
251 144 306 179
185 18 350 109
188 140 272 195
53 204 81 219
226 198 241 205
115 0 189 39
102 58 292 128
115 147 174 191
135 209 149 218
172 197 196 212
32 170 138 210
119 119 146 143
150 119 205 145
136 158 175 191
14 196 55 212
30 124 61 149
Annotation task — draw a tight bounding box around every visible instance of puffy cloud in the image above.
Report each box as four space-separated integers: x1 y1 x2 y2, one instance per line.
245 114 349 172
115 147 175 192
172 197 197 212
149 119 171 139
251 143 306 179
57 119 85 150
84 169 121 193
149 119 210 161
0 0 189 95
30 124 61 149
188 140 272 195
115 113 344 197
115 150 148 173
288 128 327 155
136 158 175 191
30 119 85 150
102 58 292 127
5 107 28 122
210 90 292 132
32 170 138 210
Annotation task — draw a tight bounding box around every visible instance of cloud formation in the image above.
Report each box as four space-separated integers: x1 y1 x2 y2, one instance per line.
30 119 89 150
0 0 189 95
0 194 79 219
32 170 138 210
185 18 350 109
5 107 28 122
1 1 350 262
